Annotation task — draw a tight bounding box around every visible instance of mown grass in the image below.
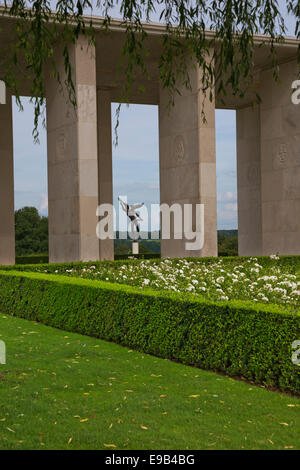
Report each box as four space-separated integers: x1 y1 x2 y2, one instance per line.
0 312 299 450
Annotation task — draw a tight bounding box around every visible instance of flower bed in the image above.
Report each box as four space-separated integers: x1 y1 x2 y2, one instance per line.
12 255 299 313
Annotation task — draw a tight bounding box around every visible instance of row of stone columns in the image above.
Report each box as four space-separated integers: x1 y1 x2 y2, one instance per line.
1 39 299 265
45 38 218 262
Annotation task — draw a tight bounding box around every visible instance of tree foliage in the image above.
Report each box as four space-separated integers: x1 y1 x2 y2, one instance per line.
15 206 48 255
218 235 238 256
0 1 299 140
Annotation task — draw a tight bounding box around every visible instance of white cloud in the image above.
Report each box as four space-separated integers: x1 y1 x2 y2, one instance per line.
225 191 236 201
219 210 237 222
40 193 48 212
224 203 237 211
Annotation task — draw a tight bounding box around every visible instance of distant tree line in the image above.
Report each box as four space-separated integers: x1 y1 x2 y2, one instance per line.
114 239 161 256
218 232 238 257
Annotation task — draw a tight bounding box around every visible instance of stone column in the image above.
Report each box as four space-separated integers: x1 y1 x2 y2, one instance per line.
97 89 114 260
159 65 217 258
236 106 263 255
46 37 99 262
0 92 15 265
259 60 300 255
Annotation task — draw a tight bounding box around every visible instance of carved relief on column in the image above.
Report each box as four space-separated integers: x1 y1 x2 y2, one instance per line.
272 142 290 169
77 84 97 121
55 131 67 161
247 164 260 185
173 135 185 163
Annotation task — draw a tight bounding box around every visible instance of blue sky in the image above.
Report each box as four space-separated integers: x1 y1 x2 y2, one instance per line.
12 1 296 231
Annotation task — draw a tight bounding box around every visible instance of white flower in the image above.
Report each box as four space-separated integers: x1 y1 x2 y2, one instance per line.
219 295 229 301
291 290 300 296
250 268 260 273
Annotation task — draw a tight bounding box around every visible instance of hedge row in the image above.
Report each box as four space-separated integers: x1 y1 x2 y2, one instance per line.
14 253 159 264
115 253 160 260
15 254 49 265
0 270 299 394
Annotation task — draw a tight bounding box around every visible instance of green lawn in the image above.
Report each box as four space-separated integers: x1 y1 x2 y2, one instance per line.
0 312 299 450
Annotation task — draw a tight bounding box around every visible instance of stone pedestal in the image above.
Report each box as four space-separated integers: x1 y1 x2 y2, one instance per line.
0 81 6 104
0 92 15 265
132 241 139 255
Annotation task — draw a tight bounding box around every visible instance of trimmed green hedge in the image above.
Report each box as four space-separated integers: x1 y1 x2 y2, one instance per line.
15 254 49 265
0 270 299 394
115 253 160 260
12 250 159 266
